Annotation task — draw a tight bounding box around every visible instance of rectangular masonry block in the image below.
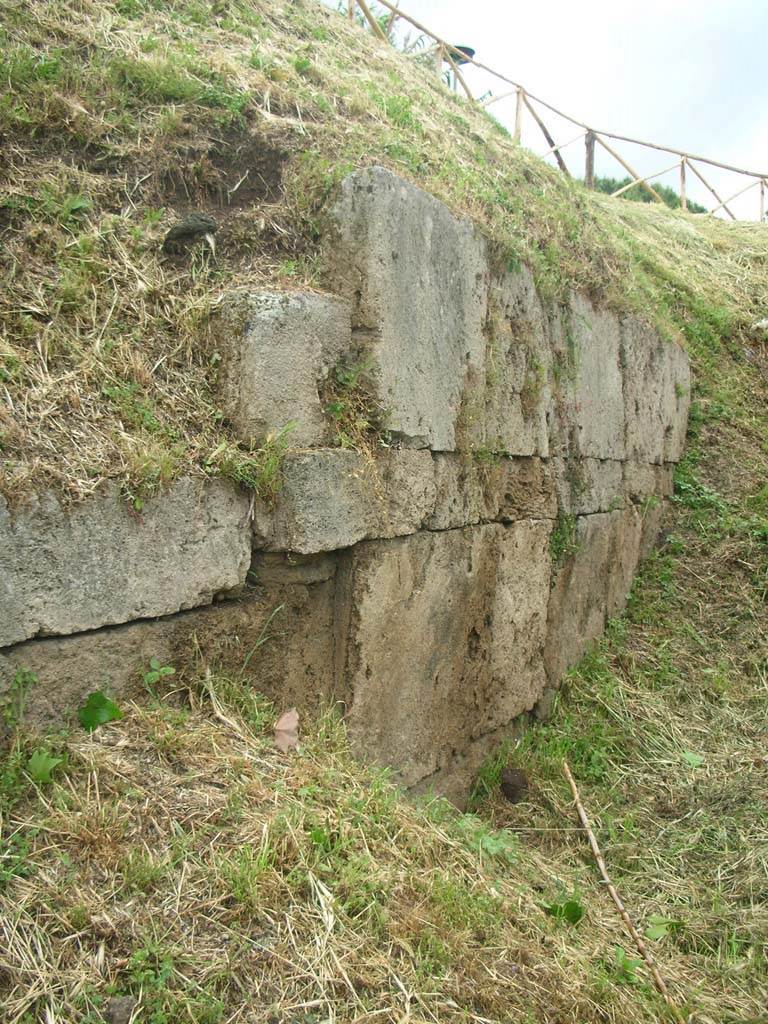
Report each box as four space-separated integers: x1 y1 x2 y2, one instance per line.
215 290 352 447
0 478 250 647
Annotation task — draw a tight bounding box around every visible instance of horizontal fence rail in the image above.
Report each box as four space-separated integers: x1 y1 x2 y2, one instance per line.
341 0 768 222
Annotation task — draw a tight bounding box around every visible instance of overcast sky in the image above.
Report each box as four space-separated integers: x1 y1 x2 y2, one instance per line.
342 0 768 219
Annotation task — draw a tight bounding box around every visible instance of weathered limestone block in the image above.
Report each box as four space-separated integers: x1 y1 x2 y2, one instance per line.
427 455 556 531
327 166 488 450
215 291 352 446
623 461 675 504
0 559 337 728
0 479 250 648
552 457 625 515
544 504 661 689
336 522 551 789
427 455 495 530
253 449 436 553
482 266 551 455
495 457 558 521
621 318 690 464
548 295 625 461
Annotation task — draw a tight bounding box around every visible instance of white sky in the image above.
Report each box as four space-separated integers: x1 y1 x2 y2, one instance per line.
332 1 768 219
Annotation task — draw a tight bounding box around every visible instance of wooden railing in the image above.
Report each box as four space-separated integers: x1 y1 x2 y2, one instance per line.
342 0 768 222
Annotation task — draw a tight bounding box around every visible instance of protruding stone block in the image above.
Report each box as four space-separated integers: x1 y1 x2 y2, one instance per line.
336 521 551 789
253 449 436 554
215 291 352 447
0 479 250 647
621 319 690 464
327 166 488 450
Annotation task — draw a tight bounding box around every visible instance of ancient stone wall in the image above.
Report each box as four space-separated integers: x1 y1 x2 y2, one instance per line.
0 168 690 802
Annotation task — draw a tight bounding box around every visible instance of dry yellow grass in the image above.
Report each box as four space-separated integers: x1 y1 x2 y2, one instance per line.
1 3 767 1022
2 0 767 499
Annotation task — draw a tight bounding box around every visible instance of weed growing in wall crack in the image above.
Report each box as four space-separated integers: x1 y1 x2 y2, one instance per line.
550 511 579 564
208 422 295 502
323 357 388 450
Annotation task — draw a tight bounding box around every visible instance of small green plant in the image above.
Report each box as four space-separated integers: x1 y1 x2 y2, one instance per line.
77 691 123 731
644 914 681 940
103 381 162 433
680 749 704 768
550 512 579 564
323 357 387 449
210 422 295 502
543 892 585 926
613 946 642 984
2 667 37 730
120 850 170 893
142 657 176 694
26 748 63 784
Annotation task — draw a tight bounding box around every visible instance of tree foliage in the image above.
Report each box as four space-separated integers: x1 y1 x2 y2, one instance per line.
592 175 707 213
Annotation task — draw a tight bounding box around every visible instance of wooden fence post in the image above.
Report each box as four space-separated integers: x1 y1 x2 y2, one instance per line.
513 88 524 144
686 160 736 220
522 94 570 176
594 135 664 204
356 0 390 42
435 41 444 76
679 158 687 211
347 0 355 20
585 131 595 189
761 179 765 222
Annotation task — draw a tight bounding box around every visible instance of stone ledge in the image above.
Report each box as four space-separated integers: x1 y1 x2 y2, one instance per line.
0 570 336 729
253 448 436 554
0 478 251 648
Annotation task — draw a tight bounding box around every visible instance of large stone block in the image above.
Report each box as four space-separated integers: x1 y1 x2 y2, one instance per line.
552 457 625 515
623 461 675 504
548 295 625 461
253 449 436 553
427 455 556 531
481 266 552 456
544 505 656 689
621 318 690 464
215 291 352 447
1 558 337 729
0 479 250 647
326 166 488 450
336 522 551 789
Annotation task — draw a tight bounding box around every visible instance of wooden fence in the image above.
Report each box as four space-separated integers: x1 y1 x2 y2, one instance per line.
343 0 768 222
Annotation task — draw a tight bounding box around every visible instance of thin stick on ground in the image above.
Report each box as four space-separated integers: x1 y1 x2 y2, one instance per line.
562 760 686 1021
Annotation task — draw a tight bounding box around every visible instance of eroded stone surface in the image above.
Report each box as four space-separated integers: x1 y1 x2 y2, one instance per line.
0 479 250 647
215 291 352 447
552 457 625 515
482 266 552 456
253 449 436 554
327 166 488 450
427 454 557 530
621 318 690 464
543 504 661 691
337 522 551 789
548 294 625 461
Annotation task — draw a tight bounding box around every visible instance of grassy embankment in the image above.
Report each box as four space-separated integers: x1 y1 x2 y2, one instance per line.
1 1 767 1021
